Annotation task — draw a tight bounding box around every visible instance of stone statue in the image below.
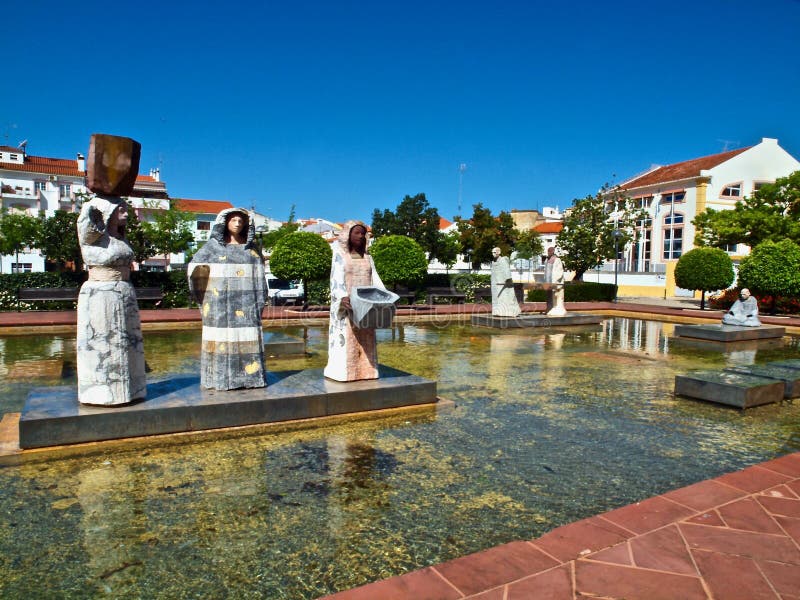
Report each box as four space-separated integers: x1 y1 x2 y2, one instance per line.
722 288 761 326
324 221 387 381
188 208 267 390
76 134 146 406
543 246 566 317
490 247 521 317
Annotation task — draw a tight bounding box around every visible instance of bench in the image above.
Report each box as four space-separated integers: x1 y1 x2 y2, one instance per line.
392 286 418 305
426 286 466 305
475 284 525 304
17 286 163 309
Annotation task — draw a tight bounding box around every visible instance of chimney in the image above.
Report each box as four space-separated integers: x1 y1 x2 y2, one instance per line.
76 153 85 172
150 168 160 182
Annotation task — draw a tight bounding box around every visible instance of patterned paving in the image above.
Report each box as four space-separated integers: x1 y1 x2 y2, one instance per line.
322 452 800 599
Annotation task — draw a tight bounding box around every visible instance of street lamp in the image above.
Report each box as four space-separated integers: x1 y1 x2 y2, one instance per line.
612 229 623 302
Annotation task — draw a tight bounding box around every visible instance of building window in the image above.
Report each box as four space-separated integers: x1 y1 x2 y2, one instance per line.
197 221 211 231
9 154 18 161
636 196 653 211
59 184 71 196
722 243 738 253
662 212 684 260
632 225 652 272
35 181 47 193
720 183 742 198
659 191 685 205
11 263 32 273
752 181 771 195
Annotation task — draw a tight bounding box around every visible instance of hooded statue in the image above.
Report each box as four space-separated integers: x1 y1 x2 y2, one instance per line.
324 220 387 381
76 195 146 405
188 208 267 390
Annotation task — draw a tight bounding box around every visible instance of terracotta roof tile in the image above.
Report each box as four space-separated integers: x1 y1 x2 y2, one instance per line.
439 217 453 229
173 198 234 213
135 175 157 183
0 154 84 177
621 146 751 190
534 222 563 234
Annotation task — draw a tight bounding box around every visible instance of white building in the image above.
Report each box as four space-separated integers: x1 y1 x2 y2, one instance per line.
606 137 800 296
0 144 88 272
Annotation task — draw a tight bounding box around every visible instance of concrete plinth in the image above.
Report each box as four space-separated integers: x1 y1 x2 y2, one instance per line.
675 371 785 409
471 313 603 329
263 331 306 357
768 359 800 371
18 366 437 449
674 324 785 342
724 365 800 398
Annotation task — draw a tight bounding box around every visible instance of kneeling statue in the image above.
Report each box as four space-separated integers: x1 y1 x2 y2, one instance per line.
722 288 761 326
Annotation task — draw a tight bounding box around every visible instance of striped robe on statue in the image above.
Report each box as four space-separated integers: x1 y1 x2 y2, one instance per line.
188 208 267 390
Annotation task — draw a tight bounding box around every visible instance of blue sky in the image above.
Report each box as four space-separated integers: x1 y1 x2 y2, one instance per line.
4 0 799 223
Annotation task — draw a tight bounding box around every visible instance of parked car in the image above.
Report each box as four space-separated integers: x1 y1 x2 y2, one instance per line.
266 277 304 306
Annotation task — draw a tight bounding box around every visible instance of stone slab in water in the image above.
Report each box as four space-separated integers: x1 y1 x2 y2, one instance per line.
675 371 784 409
724 365 800 398
674 324 785 342
263 332 306 357
18 366 436 449
471 313 603 329
768 359 800 371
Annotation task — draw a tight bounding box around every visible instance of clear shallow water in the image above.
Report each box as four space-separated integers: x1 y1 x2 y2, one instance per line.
1 319 800 599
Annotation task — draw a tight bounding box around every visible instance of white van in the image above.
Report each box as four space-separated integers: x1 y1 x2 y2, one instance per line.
266 277 304 306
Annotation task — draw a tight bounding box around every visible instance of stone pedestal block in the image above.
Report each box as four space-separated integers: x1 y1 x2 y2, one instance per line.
19 365 437 449
86 133 141 196
471 313 603 329
674 324 785 342
724 365 800 398
675 371 784 409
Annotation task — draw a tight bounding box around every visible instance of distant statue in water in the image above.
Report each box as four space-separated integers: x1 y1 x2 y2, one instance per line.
76 134 146 406
544 246 566 317
490 247 520 317
722 288 761 326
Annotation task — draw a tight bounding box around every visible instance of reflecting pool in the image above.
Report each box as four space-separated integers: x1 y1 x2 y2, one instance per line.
1 319 800 599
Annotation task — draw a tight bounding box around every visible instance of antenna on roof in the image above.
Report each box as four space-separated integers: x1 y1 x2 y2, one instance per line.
17 139 27 149
717 139 740 152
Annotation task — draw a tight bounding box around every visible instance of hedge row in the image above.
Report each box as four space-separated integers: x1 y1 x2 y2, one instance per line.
525 281 617 302
0 271 192 310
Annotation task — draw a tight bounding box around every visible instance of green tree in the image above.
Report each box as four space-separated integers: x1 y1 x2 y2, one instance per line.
125 205 155 264
456 203 517 268
694 170 800 249
37 210 82 271
556 186 645 280
738 239 800 313
371 193 445 259
141 201 196 267
436 231 462 272
261 206 300 252
0 209 42 273
513 229 544 261
269 231 332 308
369 235 428 288
674 247 734 310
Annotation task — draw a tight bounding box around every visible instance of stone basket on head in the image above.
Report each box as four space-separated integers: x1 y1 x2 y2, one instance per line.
86 133 141 196
351 286 400 329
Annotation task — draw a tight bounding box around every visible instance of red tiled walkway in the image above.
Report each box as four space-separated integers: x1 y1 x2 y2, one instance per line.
322 452 800 599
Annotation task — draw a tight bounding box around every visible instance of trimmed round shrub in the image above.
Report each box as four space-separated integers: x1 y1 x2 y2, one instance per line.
738 239 800 302
270 232 332 305
674 247 734 309
369 235 428 287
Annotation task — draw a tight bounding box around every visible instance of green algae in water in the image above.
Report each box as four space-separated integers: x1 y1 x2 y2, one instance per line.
1 319 800 598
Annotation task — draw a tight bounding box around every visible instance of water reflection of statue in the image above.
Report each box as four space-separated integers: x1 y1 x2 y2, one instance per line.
324 221 386 381
188 208 267 390
544 247 566 317
490 247 521 317
722 288 761 326
76 135 146 406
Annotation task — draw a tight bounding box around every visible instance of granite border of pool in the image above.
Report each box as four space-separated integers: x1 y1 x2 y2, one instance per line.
320 452 800 600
